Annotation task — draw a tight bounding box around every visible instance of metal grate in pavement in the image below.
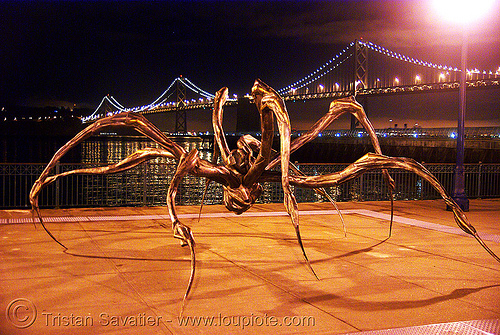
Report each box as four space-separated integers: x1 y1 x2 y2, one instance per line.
1 209 499 244
342 319 500 335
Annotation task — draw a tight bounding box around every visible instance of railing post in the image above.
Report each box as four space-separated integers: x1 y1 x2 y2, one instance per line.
359 173 364 201
477 162 482 198
419 162 425 200
55 162 60 208
294 162 299 201
143 162 148 206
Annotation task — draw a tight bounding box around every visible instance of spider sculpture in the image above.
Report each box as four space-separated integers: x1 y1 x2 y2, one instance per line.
30 79 499 313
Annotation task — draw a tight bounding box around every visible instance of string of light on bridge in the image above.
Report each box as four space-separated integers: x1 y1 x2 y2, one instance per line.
83 40 500 123
277 41 356 95
82 77 237 123
278 40 499 96
363 41 500 79
364 41 459 72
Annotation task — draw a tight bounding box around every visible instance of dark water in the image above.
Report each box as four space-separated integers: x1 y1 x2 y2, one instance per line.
2 128 499 164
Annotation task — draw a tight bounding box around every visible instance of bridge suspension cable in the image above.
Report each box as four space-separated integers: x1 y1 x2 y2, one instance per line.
83 76 227 123
278 42 356 95
180 77 216 100
150 79 178 105
278 40 499 97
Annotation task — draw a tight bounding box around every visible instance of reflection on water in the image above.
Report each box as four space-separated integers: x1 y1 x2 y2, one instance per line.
81 136 213 164
76 136 362 207
79 136 222 206
73 136 396 207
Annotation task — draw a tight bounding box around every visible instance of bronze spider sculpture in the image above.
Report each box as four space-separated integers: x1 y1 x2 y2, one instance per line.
30 79 499 313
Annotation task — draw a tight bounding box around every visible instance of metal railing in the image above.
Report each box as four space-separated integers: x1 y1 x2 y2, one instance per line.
316 127 500 140
1 162 499 209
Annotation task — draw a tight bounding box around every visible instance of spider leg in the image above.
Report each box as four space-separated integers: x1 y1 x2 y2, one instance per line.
266 96 395 236
243 80 275 186
240 133 347 236
284 153 500 263
33 143 231 314
166 149 200 314
31 112 237 315
197 180 212 223
31 112 187 214
250 79 319 278
197 143 219 222
30 148 177 247
212 87 231 164
198 89 230 222
287 162 347 237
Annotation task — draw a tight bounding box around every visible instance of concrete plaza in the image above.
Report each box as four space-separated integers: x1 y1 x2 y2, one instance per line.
1 199 499 334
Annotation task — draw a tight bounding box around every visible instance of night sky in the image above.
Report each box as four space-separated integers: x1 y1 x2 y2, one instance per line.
1 0 500 110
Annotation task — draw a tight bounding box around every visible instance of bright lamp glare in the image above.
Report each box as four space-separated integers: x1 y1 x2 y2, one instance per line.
433 0 495 24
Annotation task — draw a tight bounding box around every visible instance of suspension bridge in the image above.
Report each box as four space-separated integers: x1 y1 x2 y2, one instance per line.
83 40 500 132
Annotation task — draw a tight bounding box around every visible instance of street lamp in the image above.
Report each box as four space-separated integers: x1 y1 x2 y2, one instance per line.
432 0 495 211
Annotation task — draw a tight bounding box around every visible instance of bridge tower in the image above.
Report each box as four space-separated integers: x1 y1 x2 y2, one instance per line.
351 40 368 130
99 95 117 117
175 77 187 133
354 39 368 91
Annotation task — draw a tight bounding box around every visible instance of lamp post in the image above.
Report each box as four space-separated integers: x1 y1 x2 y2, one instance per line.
432 0 495 211
453 25 469 211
